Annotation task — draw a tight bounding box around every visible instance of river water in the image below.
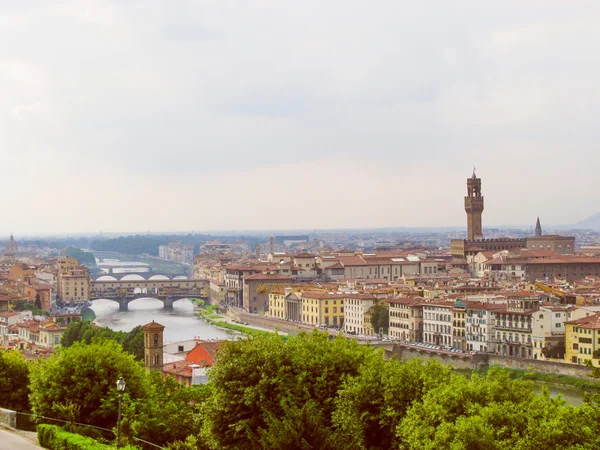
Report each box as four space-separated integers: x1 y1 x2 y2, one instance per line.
89 298 232 343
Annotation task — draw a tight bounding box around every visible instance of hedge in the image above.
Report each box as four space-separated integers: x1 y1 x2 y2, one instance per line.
37 424 138 449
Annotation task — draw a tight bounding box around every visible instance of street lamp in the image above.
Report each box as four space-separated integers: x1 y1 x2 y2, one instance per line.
116 377 126 448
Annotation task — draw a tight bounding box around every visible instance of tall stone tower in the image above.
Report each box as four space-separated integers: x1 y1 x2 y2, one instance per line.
143 321 165 371
535 217 542 237
464 169 484 241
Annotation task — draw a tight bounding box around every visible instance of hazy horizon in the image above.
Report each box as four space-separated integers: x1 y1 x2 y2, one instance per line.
3 1 600 234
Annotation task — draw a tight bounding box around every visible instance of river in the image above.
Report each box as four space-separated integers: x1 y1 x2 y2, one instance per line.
89 298 232 343
535 382 587 406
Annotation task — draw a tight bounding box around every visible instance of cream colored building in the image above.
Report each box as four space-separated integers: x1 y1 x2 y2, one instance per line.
343 294 377 335
389 297 423 341
532 304 572 360
57 260 91 304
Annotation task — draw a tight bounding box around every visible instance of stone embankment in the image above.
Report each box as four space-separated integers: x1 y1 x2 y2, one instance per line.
224 308 594 379
388 344 594 379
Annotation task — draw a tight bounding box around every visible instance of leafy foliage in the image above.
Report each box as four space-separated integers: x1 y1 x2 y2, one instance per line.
61 321 145 361
397 367 600 450
332 357 453 450
37 424 137 450
63 247 97 268
0 350 30 412
11 299 48 316
370 303 389 334
200 331 380 449
29 340 149 431
120 372 211 449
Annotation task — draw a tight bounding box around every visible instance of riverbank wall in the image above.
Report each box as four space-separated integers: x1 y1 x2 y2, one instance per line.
224 308 595 379
225 309 316 336
389 344 594 379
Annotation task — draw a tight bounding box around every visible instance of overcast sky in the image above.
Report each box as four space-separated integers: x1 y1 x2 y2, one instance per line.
2 1 600 235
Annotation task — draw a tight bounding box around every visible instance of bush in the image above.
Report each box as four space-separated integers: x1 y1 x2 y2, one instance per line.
37 424 138 449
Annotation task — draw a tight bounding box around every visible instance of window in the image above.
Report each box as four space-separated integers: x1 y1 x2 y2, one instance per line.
178 345 184 352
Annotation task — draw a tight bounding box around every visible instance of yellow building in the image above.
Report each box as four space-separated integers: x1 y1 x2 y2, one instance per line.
565 313 600 365
38 321 67 349
57 263 91 304
268 289 286 319
452 301 466 350
301 291 346 327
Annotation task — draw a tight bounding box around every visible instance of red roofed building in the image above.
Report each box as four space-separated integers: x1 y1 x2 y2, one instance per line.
162 340 225 386
243 273 295 314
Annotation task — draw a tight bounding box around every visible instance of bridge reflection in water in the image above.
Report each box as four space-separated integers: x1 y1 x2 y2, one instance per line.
91 278 208 311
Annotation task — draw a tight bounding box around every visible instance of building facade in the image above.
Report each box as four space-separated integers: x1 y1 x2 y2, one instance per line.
343 294 377 335
423 302 453 346
389 297 423 341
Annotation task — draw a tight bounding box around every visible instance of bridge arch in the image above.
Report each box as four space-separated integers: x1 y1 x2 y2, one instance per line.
97 275 118 281
148 274 169 281
121 274 146 281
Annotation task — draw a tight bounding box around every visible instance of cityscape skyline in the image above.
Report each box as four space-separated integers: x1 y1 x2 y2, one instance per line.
3 2 600 234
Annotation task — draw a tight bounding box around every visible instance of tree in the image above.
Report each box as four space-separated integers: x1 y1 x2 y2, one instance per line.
370 304 389 335
332 357 453 450
29 340 149 431
200 331 380 449
12 299 48 317
396 367 600 450
121 326 145 361
119 371 210 448
34 294 42 310
0 350 30 412
61 321 143 361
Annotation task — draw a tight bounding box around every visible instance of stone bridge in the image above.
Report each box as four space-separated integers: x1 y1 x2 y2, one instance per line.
91 278 209 311
94 270 188 280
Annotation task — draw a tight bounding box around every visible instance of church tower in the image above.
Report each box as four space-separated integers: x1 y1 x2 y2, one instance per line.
535 217 542 237
464 169 484 241
143 321 165 371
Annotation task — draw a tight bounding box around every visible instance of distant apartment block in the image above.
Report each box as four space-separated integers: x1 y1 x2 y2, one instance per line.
159 242 194 265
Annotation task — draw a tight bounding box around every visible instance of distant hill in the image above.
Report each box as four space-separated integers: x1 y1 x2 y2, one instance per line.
572 213 600 230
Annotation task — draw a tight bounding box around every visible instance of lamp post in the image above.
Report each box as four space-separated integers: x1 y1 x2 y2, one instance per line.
116 377 126 448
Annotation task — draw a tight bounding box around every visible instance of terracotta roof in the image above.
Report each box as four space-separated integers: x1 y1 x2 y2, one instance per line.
142 320 165 331
389 297 423 306
300 291 347 300
162 360 192 378
566 312 600 329
294 253 316 258
243 273 294 281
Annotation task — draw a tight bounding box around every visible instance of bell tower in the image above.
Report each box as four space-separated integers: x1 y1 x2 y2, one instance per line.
143 321 165 371
464 168 484 241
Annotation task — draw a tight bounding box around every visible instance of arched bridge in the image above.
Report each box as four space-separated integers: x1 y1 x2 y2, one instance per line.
94 272 189 281
91 278 208 311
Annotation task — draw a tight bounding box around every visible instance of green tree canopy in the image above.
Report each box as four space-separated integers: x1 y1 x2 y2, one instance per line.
370 303 389 334
200 331 381 449
0 350 30 412
332 357 453 450
397 367 600 450
29 340 149 430
119 371 211 449
61 321 144 361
